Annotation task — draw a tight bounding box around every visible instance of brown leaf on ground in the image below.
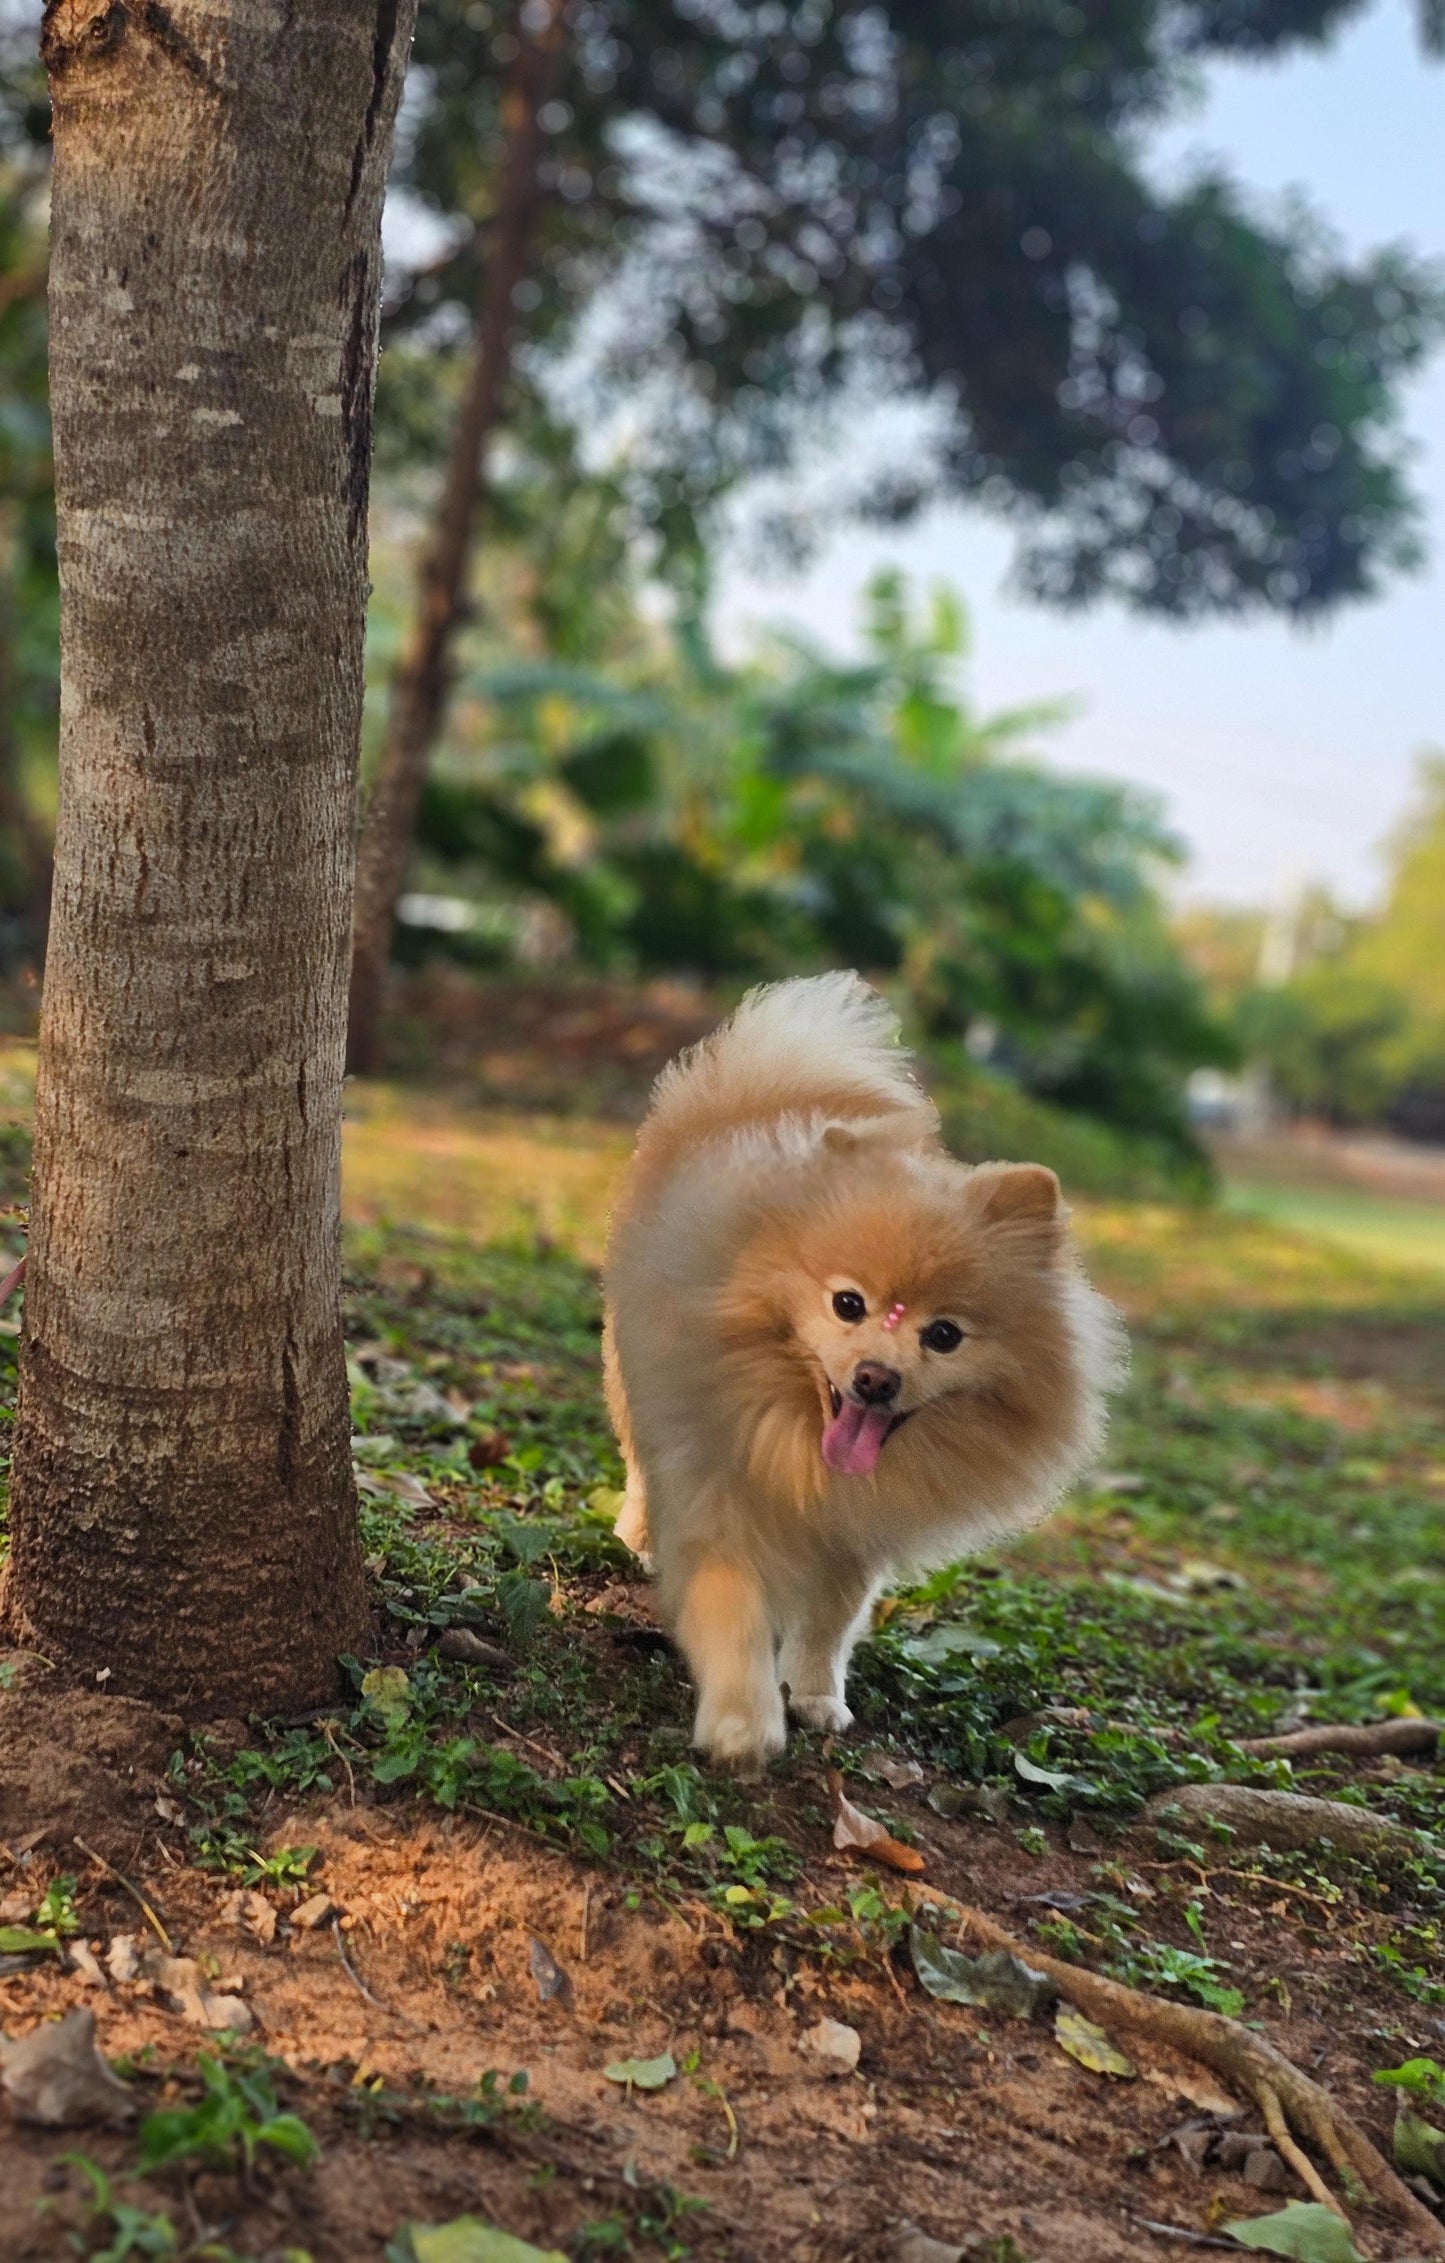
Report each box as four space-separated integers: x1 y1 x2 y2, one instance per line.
0 2007 134 2127
828 1768 926 1874
527 1934 574 2007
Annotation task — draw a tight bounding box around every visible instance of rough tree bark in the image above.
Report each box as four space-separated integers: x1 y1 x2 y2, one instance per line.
346 0 562 1075
2 0 417 1714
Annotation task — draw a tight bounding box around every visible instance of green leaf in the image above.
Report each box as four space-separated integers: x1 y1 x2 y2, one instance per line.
361 1666 412 1730
602 2052 677 2092
497 1570 551 1647
902 1623 1002 1666
1373 2054 1445 2106
1013 1751 1096 1798
258 2112 322 2168
0 1926 62 1954
1392 2101 1445 2188
1054 2005 1137 2079
404 2222 568 2263
1222 2203 1367 2260
909 1924 1056 2018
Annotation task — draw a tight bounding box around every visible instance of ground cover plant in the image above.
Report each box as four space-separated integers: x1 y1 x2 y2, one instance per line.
1 1061 1444 2260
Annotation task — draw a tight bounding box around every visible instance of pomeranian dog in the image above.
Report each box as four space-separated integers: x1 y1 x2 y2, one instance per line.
603 973 1124 1768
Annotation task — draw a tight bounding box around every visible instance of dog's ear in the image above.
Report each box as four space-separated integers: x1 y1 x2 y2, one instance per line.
969 1163 1062 1234
820 1122 860 1155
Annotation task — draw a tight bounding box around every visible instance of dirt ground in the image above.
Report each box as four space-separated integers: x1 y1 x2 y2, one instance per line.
3 1727 1437 2263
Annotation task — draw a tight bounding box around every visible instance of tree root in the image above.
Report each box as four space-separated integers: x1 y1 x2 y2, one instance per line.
910 1885 1445 2257
1235 1720 1442 1762
1145 1783 1431 1861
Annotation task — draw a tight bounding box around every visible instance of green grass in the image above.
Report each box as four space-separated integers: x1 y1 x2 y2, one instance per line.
157 1184 1445 2019
1223 1173 1445 1276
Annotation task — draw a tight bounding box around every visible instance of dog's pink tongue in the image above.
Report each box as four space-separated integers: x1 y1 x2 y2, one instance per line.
821 1400 893 1476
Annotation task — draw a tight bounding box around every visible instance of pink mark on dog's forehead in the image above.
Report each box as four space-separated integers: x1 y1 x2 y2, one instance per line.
881 1301 908 1333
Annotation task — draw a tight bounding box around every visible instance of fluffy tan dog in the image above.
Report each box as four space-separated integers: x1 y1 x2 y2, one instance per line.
603 972 1124 1768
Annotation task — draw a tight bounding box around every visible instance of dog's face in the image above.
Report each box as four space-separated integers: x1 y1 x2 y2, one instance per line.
774 1159 1068 1479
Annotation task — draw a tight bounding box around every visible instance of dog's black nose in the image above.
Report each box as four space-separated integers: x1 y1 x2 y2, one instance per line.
853 1360 901 1405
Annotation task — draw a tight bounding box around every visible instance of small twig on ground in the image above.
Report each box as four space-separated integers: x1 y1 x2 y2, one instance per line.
579 1883 590 1963
331 1918 423 2029
909 1883 1445 2255
73 1837 173 1951
488 1713 563 1771
1131 2218 1240 2251
1217 1869 1341 1917
1236 1719 1441 1761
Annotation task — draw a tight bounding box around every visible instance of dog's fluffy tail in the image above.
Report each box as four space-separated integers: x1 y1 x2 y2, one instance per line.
628 972 936 1195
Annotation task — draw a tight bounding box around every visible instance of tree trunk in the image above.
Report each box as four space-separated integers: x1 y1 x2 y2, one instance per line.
0 550 52 952
2 0 416 1716
346 0 562 1075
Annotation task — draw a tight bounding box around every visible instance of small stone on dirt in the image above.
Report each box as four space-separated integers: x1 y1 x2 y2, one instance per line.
220 1888 277 1944
106 1934 140 1983
437 1628 513 1672
65 1940 107 1988
140 1950 254 2032
1243 2147 1291 2192
888 2233 968 2263
291 1892 340 1932
796 2017 861 2076
0 2007 134 2127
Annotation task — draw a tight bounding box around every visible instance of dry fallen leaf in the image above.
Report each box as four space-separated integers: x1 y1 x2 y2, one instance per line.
0 2008 134 2127
1055 2004 1137 2078
405 2222 568 2263
527 1935 573 2007
858 1747 926 1790
910 1925 1056 2019
1143 2062 1241 2118
828 1769 926 1874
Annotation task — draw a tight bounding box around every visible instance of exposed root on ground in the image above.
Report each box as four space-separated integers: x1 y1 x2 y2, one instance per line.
1144 1784 1431 1861
911 1887 1445 2257
1235 1720 1442 1762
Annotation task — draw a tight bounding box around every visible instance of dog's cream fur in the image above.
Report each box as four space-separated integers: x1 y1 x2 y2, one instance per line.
603 972 1125 1767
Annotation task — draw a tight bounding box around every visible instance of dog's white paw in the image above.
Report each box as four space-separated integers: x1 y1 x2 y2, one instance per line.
694 1691 787 1773
788 1692 854 1734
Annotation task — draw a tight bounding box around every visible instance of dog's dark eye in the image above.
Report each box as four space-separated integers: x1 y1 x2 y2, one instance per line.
832 1289 866 1323
920 1319 964 1353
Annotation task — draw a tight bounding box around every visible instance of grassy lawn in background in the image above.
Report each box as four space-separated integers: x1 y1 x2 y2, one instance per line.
1222 1169 1445 1277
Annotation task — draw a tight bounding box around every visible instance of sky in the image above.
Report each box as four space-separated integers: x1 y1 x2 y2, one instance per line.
714 0 1445 913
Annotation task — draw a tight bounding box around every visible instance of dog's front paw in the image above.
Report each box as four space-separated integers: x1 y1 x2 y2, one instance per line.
788 1691 854 1734
694 1690 787 1773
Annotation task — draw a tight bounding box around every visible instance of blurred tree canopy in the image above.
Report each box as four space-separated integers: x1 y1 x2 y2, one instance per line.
392 0 1445 615
397 555 1230 1156
1215 757 1445 1132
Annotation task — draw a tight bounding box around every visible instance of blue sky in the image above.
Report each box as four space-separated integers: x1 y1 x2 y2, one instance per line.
716 0 1445 911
